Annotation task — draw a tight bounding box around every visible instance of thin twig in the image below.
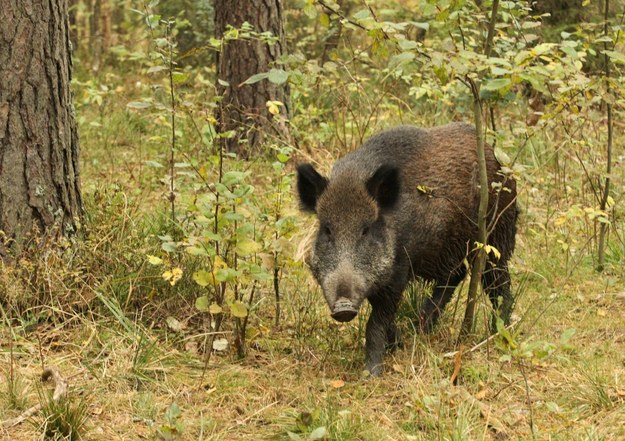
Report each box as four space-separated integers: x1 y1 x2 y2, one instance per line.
167 21 177 223
445 319 519 359
519 360 536 440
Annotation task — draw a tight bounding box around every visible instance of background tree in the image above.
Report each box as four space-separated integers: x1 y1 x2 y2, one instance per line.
214 0 290 158
0 0 82 258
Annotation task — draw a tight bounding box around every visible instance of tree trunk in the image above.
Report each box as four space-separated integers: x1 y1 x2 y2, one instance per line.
0 0 83 258
215 0 290 158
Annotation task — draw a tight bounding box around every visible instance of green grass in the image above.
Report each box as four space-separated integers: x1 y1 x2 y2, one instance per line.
36 388 90 441
1 48 624 441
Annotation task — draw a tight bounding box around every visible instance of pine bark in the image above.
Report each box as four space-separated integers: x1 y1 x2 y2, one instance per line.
0 0 82 257
215 0 290 158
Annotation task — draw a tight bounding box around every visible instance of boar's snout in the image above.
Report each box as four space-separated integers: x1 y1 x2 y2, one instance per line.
331 297 358 322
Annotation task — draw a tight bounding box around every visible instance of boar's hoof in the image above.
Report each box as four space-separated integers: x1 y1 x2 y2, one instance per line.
331 298 358 322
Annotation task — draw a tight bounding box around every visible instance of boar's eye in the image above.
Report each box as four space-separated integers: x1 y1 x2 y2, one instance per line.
361 226 370 237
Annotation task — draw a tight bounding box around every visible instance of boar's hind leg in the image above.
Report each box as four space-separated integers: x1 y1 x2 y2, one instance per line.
365 295 400 376
419 269 467 333
483 263 514 332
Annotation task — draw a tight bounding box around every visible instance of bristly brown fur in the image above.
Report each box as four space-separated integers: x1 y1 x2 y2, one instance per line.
296 123 518 375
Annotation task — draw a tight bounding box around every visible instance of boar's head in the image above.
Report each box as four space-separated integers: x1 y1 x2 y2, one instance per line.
296 163 401 322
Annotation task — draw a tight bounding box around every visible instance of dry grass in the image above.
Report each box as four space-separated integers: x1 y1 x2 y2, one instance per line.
2 72 624 440
2 253 624 440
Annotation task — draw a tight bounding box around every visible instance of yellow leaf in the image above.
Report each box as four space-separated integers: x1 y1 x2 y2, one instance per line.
162 267 183 286
266 100 283 115
147 255 163 265
484 245 501 260
230 300 248 318
193 270 212 287
606 196 615 209
209 303 223 314
236 238 261 256
211 256 228 284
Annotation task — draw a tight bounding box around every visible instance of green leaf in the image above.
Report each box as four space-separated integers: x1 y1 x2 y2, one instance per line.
162 242 177 253
560 328 576 345
144 160 164 168
195 296 209 311
496 318 516 349
602 50 625 64
398 39 418 50
165 402 181 421
389 51 415 68
268 68 289 85
186 246 208 256
235 238 261 257
482 78 511 92
560 45 578 59
309 426 327 440
353 9 371 20
303 3 317 19
214 267 240 283
319 12 330 27
172 72 188 83
410 21 429 31
532 43 556 56
230 301 248 318
193 270 212 287
155 37 169 47
222 171 248 185
127 101 151 109
147 65 167 74
243 72 269 85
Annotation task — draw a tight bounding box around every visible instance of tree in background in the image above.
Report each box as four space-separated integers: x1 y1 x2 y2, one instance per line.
214 0 290 158
0 0 83 258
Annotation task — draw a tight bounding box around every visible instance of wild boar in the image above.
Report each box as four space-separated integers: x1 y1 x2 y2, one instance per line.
296 123 517 376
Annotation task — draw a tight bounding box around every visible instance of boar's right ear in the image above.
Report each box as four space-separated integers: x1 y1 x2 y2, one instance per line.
366 164 400 210
297 163 328 213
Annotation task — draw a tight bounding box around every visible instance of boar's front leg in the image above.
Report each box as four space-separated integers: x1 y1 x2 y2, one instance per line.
365 293 400 376
419 269 467 332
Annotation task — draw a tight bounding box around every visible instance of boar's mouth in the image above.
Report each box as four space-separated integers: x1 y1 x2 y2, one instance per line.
331 298 358 322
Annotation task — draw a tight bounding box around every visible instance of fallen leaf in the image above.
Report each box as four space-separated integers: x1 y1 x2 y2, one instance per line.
330 379 345 389
450 346 463 385
213 338 228 351
166 316 185 332
475 388 489 400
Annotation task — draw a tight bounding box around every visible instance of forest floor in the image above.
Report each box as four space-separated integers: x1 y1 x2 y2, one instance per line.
2 109 625 441
2 257 625 440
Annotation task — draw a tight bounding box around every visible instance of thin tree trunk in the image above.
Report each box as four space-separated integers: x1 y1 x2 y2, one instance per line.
214 0 290 158
0 0 83 258
597 0 613 271
460 0 499 337
90 0 102 71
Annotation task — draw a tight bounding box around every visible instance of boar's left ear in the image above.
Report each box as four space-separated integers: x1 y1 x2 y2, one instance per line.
297 163 328 213
366 164 400 210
